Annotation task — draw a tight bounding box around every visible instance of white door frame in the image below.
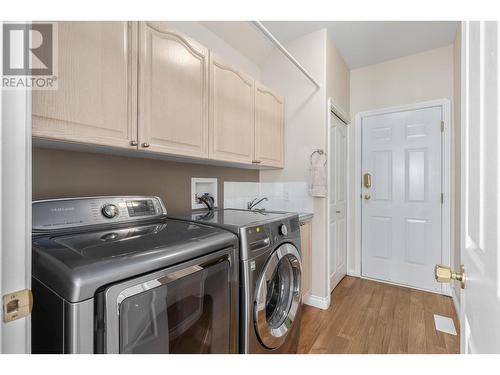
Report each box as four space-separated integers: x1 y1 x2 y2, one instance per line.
0 22 33 353
352 99 452 295
326 98 350 294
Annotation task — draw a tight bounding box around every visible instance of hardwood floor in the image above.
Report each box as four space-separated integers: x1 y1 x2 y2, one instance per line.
298 276 460 354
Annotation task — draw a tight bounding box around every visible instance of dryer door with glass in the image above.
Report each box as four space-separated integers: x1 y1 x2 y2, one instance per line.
101 248 237 354
254 243 302 349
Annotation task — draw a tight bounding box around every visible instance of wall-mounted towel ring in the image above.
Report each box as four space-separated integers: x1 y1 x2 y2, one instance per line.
310 149 327 166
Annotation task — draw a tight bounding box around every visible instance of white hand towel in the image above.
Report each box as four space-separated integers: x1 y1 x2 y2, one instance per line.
310 155 327 197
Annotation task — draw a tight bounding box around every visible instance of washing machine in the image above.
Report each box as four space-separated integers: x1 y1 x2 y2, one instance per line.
170 209 303 353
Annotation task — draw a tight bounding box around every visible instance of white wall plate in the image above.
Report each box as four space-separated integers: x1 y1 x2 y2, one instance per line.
191 178 218 210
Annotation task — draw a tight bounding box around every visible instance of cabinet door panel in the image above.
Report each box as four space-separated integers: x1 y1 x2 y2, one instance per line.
33 21 138 149
209 56 254 163
300 220 312 298
254 82 284 168
138 22 208 158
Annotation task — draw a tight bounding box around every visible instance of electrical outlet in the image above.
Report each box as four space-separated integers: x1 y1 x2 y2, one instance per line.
284 191 291 201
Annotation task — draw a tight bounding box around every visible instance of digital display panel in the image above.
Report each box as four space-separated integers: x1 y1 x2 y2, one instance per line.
126 200 155 217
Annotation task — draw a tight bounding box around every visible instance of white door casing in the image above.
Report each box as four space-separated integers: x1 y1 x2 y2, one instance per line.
360 103 449 294
328 111 348 292
460 21 500 354
0 22 33 353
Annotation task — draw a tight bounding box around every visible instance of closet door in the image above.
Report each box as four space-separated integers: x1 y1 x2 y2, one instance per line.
209 55 254 164
33 22 138 149
138 22 209 158
254 82 284 168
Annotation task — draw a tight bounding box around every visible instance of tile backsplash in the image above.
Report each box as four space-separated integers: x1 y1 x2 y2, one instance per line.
224 181 313 213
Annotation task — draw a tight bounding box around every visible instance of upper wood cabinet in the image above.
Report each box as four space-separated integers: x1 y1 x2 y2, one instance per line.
254 82 284 168
33 22 285 169
138 22 209 158
33 22 138 149
209 55 255 164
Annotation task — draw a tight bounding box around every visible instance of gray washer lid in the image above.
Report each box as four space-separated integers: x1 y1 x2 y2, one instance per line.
32 219 238 302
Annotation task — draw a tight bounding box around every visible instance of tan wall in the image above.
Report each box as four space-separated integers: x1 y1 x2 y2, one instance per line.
260 29 330 301
32 148 259 214
327 34 350 115
350 44 454 115
259 29 350 303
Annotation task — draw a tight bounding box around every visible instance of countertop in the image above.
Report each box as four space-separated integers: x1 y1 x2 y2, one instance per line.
298 212 314 222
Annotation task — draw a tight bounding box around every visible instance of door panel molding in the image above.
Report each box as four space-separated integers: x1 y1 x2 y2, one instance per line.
327 98 349 294
353 99 451 296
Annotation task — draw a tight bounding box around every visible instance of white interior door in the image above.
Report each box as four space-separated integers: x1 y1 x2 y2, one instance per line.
329 113 347 292
361 105 443 293
460 21 500 354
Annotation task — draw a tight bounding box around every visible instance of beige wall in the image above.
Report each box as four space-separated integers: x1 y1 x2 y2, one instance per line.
452 26 462 302
259 29 350 304
327 34 350 115
165 22 261 79
260 29 329 302
350 44 454 115
32 148 259 214
348 44 456 275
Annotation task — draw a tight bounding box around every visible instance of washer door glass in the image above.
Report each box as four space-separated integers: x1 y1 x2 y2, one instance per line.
254 243 302 349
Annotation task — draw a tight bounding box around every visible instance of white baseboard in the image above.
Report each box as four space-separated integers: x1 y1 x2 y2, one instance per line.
347 268 360 277
303 294 330 310
451 286 461 323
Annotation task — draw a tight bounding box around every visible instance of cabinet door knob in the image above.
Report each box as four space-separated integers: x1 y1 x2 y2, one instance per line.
142 142 150 148
130 140 138 146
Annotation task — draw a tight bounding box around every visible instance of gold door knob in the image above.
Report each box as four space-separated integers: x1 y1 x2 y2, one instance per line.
435 264 466 289
364 194 371 200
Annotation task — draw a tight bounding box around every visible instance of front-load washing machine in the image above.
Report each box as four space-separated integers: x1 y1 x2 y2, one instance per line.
170 209 303 353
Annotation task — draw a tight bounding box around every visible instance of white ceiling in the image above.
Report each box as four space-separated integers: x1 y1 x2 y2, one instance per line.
261 21 459 69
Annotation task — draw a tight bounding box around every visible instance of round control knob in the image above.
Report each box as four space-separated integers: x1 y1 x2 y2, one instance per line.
279 224 288 236
101 204 118 219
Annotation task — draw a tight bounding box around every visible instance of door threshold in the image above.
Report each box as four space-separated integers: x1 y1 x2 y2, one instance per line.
359 275 451 296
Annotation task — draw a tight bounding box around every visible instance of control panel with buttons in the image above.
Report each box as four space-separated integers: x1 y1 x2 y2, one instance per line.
32 196 167 232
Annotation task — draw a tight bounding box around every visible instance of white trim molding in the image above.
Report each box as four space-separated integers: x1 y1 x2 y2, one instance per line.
303 293 331 310
352 99 452 295
0 22 33 353
330 99 351 125
451 287 461 323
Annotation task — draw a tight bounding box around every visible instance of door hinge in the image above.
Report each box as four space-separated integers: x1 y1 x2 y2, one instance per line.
2 289 33 323
441 121 444 132
441 193 444 204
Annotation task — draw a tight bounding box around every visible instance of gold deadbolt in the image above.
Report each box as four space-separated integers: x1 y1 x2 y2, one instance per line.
363 173 372 188
2 289 33 322
435 264 466 289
